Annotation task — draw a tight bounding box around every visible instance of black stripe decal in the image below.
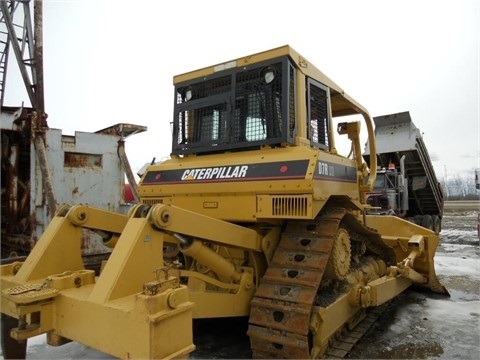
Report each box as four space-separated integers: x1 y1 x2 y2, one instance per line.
313 161 357 182
141 160 310 185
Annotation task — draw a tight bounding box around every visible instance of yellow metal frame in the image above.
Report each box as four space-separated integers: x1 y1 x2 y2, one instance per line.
1 205 195 359
172 45 378 190
0 45 447 359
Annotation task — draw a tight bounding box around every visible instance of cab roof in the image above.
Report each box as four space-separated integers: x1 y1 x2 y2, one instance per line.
173 45 370 118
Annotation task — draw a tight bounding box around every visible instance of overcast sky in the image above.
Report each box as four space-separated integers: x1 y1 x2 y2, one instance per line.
4 0 479 182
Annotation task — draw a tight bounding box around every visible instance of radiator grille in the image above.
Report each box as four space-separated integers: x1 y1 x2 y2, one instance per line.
272 196 308 217
141 198 164 205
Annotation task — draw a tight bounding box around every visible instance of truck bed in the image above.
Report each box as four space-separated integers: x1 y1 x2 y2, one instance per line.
363 111 444 217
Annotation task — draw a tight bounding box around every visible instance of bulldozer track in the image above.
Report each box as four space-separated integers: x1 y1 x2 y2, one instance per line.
247 208 389 359
322 302 389 358
247 208 345 358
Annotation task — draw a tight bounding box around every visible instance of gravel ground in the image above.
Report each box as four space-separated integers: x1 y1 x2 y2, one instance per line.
1 201 479 359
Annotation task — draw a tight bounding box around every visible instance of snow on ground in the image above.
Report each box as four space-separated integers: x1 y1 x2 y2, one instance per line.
20 337 112 360
1 204 479 359
348 207 480 359
436 239 479 280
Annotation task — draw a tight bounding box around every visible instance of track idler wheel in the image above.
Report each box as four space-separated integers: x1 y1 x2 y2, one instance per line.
1 314 26 359
421 215 433 230
432 215 441 234
325 227 351 279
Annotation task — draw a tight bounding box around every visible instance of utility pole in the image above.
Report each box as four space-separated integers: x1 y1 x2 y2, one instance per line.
0 0 57 216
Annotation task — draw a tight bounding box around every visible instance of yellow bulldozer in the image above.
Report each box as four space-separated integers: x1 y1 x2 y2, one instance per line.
0 45 448 359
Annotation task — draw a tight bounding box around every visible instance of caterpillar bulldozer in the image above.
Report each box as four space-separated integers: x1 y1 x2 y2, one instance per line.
0 45 448 359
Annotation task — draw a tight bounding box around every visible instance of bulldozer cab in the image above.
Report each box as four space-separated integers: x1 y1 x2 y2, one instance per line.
137 46 380 222
173 58 293 154
171 46 375 163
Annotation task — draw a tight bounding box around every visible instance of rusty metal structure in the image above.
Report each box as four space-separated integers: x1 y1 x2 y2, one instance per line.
0 1 146 259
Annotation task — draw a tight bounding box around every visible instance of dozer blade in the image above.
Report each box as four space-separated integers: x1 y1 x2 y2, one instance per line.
366 215 449 295
426 260 449 295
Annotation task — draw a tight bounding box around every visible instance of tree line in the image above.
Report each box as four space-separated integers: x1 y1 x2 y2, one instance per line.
440 174 479 200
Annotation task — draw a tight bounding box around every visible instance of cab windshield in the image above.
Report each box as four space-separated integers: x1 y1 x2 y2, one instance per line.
172 57 295 155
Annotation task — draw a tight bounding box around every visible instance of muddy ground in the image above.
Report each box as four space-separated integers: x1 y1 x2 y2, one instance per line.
1 201 479 359
347 201 480 359
192 201 480 359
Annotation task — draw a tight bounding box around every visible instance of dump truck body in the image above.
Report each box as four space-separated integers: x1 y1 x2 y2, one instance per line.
363 111 444 232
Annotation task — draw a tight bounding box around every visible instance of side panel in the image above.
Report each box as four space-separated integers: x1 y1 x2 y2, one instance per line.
313 153 359 203
139 148 360 221
45 130 127 211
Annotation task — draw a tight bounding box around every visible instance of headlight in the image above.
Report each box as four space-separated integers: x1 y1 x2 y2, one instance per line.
261 67 276 84
182 86 193 101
